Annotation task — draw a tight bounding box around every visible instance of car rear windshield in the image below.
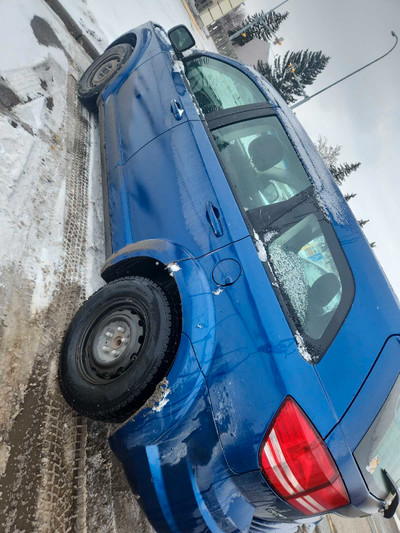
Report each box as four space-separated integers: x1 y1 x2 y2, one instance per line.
184 56 266 114
354 374 400 500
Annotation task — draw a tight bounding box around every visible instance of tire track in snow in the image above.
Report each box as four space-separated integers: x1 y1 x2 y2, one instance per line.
0 73 90 533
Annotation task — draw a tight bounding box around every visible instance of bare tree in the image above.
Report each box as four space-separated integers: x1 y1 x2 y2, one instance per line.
220 4 247 32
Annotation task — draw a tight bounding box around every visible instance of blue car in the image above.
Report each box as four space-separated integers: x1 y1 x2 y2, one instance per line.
59 22 400 532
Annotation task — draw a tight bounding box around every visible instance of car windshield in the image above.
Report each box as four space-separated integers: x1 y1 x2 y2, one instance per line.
184 56 266 114
211 116 312 210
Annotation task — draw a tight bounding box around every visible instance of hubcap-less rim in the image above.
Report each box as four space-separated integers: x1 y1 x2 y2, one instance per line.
81 308 145 384
89 55 121 88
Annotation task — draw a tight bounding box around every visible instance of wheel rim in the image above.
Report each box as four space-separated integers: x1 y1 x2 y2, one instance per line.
79 303 146 384
88 54 122 88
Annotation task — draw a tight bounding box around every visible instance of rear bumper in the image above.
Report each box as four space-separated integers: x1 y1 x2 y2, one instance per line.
109 333 255 532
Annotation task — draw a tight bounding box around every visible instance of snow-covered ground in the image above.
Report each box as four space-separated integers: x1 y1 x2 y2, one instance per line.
57 0 216 53
0 1 215 530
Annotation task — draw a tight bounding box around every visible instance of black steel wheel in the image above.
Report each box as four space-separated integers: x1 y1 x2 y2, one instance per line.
59 277 181 422
78 43 133 111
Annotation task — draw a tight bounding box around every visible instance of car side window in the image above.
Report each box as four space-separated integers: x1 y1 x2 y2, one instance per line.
268 214 342 341
184 56 266 114
211 116 312 210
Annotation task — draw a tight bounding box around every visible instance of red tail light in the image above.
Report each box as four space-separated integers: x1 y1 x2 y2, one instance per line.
259 397 349 516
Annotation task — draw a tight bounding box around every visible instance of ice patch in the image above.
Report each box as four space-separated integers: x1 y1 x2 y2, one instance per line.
167 262 181 273
152 385 171 412
295 332 313 363
263 230 278 243
172 59 185 74
268 244 309 325
253 230 267 262
212 287 224 296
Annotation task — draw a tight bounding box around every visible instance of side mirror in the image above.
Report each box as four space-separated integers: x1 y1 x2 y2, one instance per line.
168 25 195 58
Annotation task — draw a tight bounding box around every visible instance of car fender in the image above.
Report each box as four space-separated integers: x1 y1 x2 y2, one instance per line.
100 22 170 102
101 239 216 374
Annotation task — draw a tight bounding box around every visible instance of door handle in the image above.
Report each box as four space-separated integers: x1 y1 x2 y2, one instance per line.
206 201 223 238
171 99 184 120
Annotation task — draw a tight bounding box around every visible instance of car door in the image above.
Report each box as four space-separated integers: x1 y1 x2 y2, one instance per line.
105 47 278 257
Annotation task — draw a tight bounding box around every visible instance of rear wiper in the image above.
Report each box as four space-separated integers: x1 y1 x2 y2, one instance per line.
382 469 399 519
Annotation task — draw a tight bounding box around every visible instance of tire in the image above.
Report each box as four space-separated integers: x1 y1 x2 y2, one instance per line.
78 43 133 111
59 277 181 422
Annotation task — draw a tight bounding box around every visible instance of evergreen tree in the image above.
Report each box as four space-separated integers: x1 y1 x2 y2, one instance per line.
330 162 361 185
256 50 330 104
358 219 369 228
344 192 357 201
230 10 288 46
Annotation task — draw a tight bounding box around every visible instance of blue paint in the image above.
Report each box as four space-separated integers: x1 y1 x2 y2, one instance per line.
146 446 180 533
186 460 225 533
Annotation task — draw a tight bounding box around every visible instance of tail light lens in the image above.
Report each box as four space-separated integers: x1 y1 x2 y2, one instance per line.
259 397 349 516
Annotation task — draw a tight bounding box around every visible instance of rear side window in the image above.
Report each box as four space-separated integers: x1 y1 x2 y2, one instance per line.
211 116 312 211
184 56 266 114
268 214 342 341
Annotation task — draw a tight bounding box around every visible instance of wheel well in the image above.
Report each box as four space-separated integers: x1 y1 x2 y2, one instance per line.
106 32 137 51
102 256 182 328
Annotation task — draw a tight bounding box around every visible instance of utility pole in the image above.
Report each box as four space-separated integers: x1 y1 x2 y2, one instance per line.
229 0 289 41
290 31 398 110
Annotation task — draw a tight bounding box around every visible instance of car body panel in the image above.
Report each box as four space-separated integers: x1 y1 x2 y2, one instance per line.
114 120 248 257
191 237 338 474
111 52 188 165
109 333 256 533
337 336 400 495
109 327 317 532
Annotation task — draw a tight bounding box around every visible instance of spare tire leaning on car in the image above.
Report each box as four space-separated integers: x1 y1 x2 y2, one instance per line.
78 43 133 111
59 277 181 422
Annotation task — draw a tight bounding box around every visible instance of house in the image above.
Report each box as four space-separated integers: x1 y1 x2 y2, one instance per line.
195 0 243 26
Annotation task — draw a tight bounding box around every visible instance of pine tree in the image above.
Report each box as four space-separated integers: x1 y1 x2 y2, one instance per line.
344 192 357 201
230 10 289 46
330 162 361 185
256 50 330 104
358 219 369 228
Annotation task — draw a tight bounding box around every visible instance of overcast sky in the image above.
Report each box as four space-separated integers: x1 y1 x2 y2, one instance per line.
243 0 400 296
